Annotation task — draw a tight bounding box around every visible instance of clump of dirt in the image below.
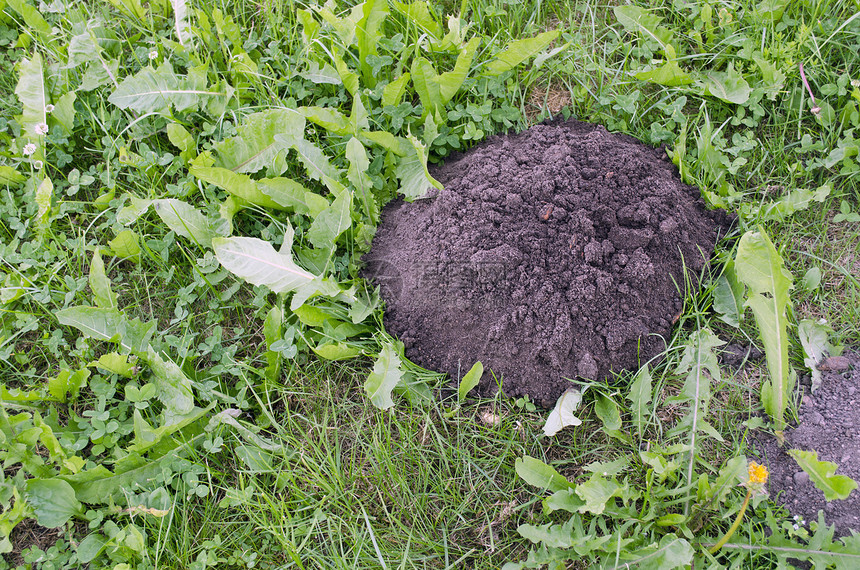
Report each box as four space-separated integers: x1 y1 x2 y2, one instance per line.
753 351 860 536
364 120 732 406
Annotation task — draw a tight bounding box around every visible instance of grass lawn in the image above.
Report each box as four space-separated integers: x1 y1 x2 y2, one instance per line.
0 0 859 568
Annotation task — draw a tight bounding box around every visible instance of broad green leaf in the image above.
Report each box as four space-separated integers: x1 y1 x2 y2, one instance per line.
152 199 214 248
52 91 77 135
483 30 560 76
300 60 341 85
411 57 444 119
627 365 652 438
364 342 403 409
47 368 90 402
439 37 481 103
543 388 583 436
0 166 26 187
25 479 81 528
615 535 694 569
35 177 52 229
6 0 51 36
713 260 745 327
594 393 622 431
755 0 790 23
355 0 389 86
109 63 228 114
283 137 347 196
108 229 142 261
76 533 108 563
89 249 117 310
106 0 146 20
735 228 793 432
116 196 152 225
544 487 587 513
798 319 839 392
517 520 576 549
212 237 316 294
129 405 212 453
207 409 284 451
88 352 133 377
395 133 443 200
258 178 329 216
235 444 274 471
171 0 192 46
514 456 572 493
299 106 351 135
56 306 154 354
141 347 194 419
704 64 752 105
347 138 377 223
457 361 483 402
635 61 692 86
213 108 304 174
190 166 282 210
313 342 362 360
62 449 190 504
755 184 831 222
575 472 622 515
392 1 441 39
788 449 858 501
307 191 352 250
612 6 671 49
166 123 196 162
263 304 283 383
332 48 359 96
382 73 411 107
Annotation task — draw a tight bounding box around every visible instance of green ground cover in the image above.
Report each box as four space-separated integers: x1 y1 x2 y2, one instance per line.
0 0 858 568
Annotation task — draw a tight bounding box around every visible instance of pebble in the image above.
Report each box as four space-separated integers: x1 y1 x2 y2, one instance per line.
805 411 825 427
794 471 810 485
817 356 851 371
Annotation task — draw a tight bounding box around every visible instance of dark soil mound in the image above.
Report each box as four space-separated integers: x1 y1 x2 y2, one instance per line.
364 120 731 406
753 350 860 536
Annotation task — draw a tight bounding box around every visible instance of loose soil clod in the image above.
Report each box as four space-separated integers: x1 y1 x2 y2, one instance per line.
364 120 731 406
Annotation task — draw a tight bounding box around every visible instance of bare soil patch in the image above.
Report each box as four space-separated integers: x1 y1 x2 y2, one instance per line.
364 120 732 406
753 350 860 536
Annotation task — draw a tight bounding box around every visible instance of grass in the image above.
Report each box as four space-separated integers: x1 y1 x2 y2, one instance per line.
1 0 860 568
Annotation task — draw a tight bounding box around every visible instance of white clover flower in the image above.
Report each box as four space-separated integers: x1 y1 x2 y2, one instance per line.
852 79 860 88
793 524 799 530
22 143 37 156
34 122 49 136
33 160 43 170
149 50 158 60
45 104 55 113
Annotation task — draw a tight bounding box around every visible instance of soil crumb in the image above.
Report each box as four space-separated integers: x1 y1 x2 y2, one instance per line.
364 120 731 406
753 350 860 536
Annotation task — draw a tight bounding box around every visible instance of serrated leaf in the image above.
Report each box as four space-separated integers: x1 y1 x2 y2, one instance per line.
395 134 443 200
616 535 694 569
392 1 441 39
594 393 622 431
282 137 346 196
704 64 752 105
299 106 351 135
89 250 117 310
707 456 748 504
109 63 227 114
483 30 559 76
735 228 793 431
789 449 858 501
35 177 53 230
439 37 481 102
382 73 411 107
213 108 304 174
798 319 838 392
258 178 329 216
635 60 692 86
25 479 81 528
15 52 47 147
141 347 194 420
307 191 352 250
543 388 582 436
365 342 403 409
575 472 622 515
355 0 389 86
171 0 192 46
515 456 572 493
314 342 362 360
544 487 587 513
88 352 133 377
108 229 141 261
457 361 483 402
0 166 27 187
56 307 126 350
614 6 669 49
627 365 652 437
517 519 576 548
152 199 214 248
212 237 316 294
47 368 90 402
190 166 283 210
713 260 745 327
755 184 832 222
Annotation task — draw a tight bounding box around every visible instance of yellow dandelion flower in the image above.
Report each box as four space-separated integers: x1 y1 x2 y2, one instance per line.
748 461 768 485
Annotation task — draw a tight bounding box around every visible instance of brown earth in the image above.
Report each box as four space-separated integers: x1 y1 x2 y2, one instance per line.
753 350 860 536
364 119 732 406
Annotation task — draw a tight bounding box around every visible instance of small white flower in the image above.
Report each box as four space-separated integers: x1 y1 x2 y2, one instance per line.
22 143 37 156
852 79 860 88
34 122 49 136
33 160 43 170
793 524 799 530
45 104 55 113
149 50 158 60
